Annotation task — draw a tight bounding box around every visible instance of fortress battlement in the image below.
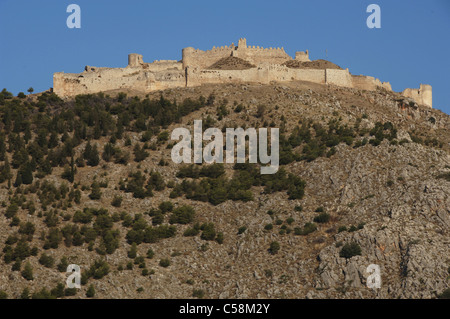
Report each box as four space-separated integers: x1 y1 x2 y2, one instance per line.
53 38 432 108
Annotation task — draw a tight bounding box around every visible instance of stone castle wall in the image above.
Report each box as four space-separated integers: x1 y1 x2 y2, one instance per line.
402 84 432 108
52 38 432 108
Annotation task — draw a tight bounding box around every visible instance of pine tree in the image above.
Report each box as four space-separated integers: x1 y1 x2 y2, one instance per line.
0 134 6 161
21 262 34 280
89 181 102 200
21 162 33 185
13 171 22 187
87 144 100 166
128 243 137 259
0 157 12 183
83 141 92 161
133 143 148 162
86 284 95 298
20 287 30 299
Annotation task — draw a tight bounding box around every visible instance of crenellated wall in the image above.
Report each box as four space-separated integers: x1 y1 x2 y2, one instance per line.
52 38 432 108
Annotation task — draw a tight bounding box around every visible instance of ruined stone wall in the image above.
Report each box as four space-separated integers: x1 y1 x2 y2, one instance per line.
325 69 353 88
402 84 432 108
351 75 392 91
232 47 292 66
186 65 328 87
53 67 185 97
295 51 310 62
144 60 182 72
182 47 233 70
182 40 292 70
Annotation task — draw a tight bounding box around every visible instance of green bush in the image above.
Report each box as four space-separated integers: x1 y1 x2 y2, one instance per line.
200 223 216 241
146 248 155 259
313 212 330 223
21 262 34 280
337 226 347 233
237 226 247 234
111 195 123 207
215 232 224 244
86 285 95 298
339 242 362 259
438 288 450 299
169 205 195 224
294 222 317 236
159 258 171 268
269 241 280 255
158 201 174 213
39 253 54 268
193 289 205 299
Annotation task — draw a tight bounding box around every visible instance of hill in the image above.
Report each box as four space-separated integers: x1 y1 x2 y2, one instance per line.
0 82 448 299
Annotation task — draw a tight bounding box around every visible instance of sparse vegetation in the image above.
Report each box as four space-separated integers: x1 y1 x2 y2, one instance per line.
339 242 362 259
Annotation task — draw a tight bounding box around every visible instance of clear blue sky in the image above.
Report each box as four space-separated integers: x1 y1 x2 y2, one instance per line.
1 0 449 114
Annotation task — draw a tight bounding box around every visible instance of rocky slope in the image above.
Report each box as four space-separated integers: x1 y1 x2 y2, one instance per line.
0 81 448 299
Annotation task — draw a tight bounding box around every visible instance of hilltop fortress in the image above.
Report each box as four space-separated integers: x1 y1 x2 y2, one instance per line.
53 38 432 108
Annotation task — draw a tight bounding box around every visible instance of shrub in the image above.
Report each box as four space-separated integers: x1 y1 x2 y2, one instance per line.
438 288 450 299
87 259 110 280
237 226 247 234
183 227 199 237
39 253 54 268
313 212 330 223
264 223 273 231
169 205 195 224
146 248 155 259
159 258 170 268
20 288 30 299
337 226 347 233
200 223 216 241
158 201 174 213
86 285 95 298
89 182 102 200
128 243 137 259
269 241 280 255
57 257 69 272
339 242 362 259
215 232 224 244
64 287 77 296
193 289 205 299
21 262 33 280
111 195 123 207
294 222 317 236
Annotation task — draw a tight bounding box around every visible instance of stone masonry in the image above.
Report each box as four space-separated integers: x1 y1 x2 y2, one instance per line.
53 38 432 108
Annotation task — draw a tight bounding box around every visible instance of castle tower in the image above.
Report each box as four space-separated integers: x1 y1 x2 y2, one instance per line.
295 50 310 62
238 38 247 49
182 47 196 70
128 53 143 67
420 84 432 108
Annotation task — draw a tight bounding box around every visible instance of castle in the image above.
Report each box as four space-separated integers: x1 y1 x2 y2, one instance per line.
53 38 432 108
